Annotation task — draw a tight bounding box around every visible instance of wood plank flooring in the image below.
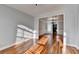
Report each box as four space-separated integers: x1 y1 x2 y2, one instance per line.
0 39 33 54
25 35 48 54
65 46 79 54
0 34 79 54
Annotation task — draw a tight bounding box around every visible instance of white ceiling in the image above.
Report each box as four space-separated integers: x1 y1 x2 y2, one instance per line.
6 4 63 17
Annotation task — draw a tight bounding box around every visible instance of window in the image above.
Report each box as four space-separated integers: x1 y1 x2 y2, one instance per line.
16 25 34 42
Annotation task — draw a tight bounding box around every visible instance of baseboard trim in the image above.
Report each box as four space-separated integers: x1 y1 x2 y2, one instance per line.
66 44 79 50
0 44 14 51
0 39 32 51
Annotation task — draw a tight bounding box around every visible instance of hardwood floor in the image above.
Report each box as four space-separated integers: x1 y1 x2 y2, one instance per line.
25 34 63 54
65 46 79 54
0 34 79 54
0 40 33 54
25 35 48 54
50 34 63 54
0 46 17 54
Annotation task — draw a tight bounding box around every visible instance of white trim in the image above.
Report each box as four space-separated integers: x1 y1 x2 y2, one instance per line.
66 44 79 50
0 39 32 51
0 44 14 51
62 32 67 54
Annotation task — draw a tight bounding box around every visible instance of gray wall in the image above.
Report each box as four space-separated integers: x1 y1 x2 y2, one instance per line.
64 5 79 47
0 5 34 49
39 18 47 35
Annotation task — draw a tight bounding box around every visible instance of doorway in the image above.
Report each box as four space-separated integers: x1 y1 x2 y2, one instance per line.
39 14 64 54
